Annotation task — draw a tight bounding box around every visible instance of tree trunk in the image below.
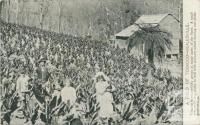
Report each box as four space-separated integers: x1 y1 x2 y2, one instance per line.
0 1 4 16
7 0 10 22
58 11 62 33
40 15 45 29
147 49 154 64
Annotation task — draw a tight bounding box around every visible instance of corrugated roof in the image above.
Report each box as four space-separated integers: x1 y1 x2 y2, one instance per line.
115 24 139 37
135 13 169 24
115 13 178 38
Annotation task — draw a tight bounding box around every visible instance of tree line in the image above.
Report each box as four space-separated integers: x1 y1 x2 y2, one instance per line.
0 0 181 40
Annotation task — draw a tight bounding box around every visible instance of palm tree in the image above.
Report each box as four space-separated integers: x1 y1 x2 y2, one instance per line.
128 24 172 64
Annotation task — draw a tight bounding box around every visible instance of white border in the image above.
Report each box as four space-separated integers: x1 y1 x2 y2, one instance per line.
183 0 200 125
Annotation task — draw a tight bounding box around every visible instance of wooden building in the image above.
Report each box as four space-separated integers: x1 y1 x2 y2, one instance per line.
115 13 181 59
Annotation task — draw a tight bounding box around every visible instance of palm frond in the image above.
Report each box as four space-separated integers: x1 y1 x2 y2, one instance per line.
128 24 173 63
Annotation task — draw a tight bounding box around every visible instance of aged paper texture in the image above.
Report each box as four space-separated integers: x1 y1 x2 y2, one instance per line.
183 0 200 125
0 0 198 125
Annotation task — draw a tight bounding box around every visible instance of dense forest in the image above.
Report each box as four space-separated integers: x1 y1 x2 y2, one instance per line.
0 0 182 40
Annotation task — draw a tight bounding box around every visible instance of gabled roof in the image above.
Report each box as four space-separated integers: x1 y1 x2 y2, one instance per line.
115 24 139 38
135 13 169 24
115 13 179 38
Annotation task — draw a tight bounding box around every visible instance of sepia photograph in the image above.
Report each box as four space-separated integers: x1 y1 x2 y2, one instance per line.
0 0 183 125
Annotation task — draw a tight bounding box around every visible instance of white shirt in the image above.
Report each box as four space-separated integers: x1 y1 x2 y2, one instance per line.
16 75 30 93
97 92 114 118
61 86 77 105
95 81 114 117
95 81 109 95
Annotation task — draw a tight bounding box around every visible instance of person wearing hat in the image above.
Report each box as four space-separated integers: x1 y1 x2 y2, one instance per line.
16 68 30 116
94 72 115 124
36 60 50 83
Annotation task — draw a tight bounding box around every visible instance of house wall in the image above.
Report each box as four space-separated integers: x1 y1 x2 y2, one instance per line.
159 15 181 56
115 38 144 57
115 15 181 59
130 44 144 57
115 38 128 49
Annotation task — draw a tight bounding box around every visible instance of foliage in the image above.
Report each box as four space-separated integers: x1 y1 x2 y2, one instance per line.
1 92 19 124
128 25 172 64
31 83 69 125
76 84 100 125
1 0 181 40
0 20 183 125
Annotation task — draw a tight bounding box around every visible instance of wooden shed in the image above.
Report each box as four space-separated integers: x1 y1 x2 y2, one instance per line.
115 13 181 59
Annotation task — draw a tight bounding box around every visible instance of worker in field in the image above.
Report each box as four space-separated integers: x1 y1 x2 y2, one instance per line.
60 78 84 125
94 72 116 124
16 69 30 101
60 78 77 106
